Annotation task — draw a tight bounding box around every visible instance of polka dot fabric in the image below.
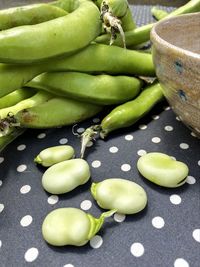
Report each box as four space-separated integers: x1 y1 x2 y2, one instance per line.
0 3 199 267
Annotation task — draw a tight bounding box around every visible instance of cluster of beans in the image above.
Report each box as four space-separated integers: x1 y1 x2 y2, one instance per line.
1 0 200 152
34 145 189 247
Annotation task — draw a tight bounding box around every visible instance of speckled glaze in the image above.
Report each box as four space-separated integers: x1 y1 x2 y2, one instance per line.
151 12 200 137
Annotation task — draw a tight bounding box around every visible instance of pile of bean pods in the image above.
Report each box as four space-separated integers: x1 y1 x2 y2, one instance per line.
0 0 200 153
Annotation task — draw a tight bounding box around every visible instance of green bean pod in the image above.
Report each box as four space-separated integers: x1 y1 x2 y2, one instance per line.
0 3 68 31
15 97 103 129
151 7 169 20
0 0 101 63
51 0 79 12
95 23 154 48
0 87 36 109
0 128 25 152
165 0 200 18
0 90 53 120
100 81 164 138
0 43 155 98
27 71 143 105
42 208 116 246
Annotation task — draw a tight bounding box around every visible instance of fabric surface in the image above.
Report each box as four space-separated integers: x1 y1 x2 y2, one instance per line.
0 2 200 267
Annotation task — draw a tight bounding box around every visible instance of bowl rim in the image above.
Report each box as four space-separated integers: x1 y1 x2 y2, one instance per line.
150 12 200 60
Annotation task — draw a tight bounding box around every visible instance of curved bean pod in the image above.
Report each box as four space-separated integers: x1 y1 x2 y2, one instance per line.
0 90 53 120
27 71 143 105
100 81 163 138
151 7 169 20
165 0 200 18
42 208 116 246
0 3 68 31
15 97 103 129
51 0 79 12
0 87 36 109
0 0 101 63
0 43 155 98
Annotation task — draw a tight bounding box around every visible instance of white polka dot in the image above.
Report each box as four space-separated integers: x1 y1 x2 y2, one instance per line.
109 146 118 153
121 164 131 172
164 125 173 131
80 200 92 210
164 106 171 110
17 144 26 151
93 118 100 123
137 149 147 156
0 180 2 186
86 141 93 147
24 248 39 262
198 160 200 166
17 164 27 172
152 137 161 143
170 194 182 205
47 195 59 205
59 138 68 144
91 160 101 168
0 157 4 164
37 133 46 139
20 185 31 194
186 176 196 185
174 258 189 267
0 240 2 248
125 134 134 141
114 213 126 222
152 216 165 229
139 124 147 130
0 204 4 213
130 242 144 257
77 127 85 134
176 116 181 121
180 143 189 149
170 156 176 160
152 115 159 120
90 235 103 249
63 264 74 267
192 229 200 243
20 215 33 227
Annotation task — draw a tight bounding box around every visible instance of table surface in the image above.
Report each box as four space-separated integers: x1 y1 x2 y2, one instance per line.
0 2 200 267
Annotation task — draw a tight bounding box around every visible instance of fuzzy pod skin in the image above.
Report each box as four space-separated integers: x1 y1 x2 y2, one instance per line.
137 152 189 188
91 178 147 214
0 3 68 31
100 82 163 138
34 145 75 167
15 97 103 129
27 72 143 105
42 207 116 246
0 43 155 99
0 88 36 109
42 159 90 194
0 0 101 63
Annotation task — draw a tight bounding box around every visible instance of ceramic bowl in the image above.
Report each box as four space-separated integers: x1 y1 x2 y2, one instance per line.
150 12 200 137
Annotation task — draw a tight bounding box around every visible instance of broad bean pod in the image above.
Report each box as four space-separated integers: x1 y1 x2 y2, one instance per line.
80 82 163 157
0 3 68 31
42 208 116 246
164 0 200 18
27 71 143 105
51 0 79 12
0 0 101 63
151 7 169 21
0 128 25 152
15 97 103 129
0 88 36 109
0 43 155 98
99 81 164 138
0 90 53 120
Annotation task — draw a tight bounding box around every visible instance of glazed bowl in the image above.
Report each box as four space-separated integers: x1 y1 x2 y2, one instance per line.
150 12 200 137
